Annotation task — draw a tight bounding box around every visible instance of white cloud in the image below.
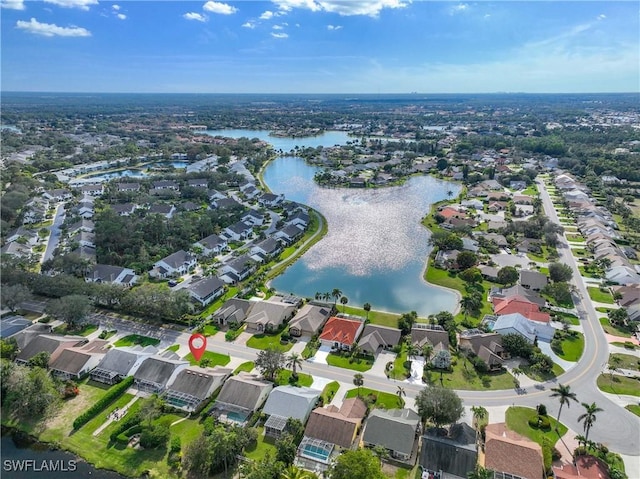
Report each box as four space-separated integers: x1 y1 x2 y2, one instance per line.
327 24 342 30
272 0 407 17
203 1 237 15
43 0 98 10
597 14 606 21
112 4 120 10
184 12 207 22
272 24 284 30
242 21 256 28
1 0 25 10
450 3 468 15
16 17 91 37
260 10 274 19
271 32 289 38
116 13 126 20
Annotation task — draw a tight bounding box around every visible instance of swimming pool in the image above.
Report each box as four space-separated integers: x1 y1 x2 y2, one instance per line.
226 411 248 423
299 438 334 463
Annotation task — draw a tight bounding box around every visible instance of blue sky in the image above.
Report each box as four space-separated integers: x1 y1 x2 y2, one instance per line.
1 1 638 93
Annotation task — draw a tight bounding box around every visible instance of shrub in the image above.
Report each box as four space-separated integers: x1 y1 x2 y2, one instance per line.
73 376 134 430
536 404 547 416
109 412 141 443
140 422 170 449
528 415 551 430
115 433 130 446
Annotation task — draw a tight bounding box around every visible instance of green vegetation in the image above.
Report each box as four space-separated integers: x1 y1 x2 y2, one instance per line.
345 388 403 409
246 332 294 352
388 344 411 380
597 374 640 397
611 341 640 350
326 352 373 372
275 370 313 387
521 363 564 382
183 350 230 366
596 307 613 313
554 332 584 362
609 354 639 371
233 361 255 374
587 287 614 304
113 334 160 348
53 323 99 337
321 381 340 404
599 317 633 338
505 406 567 447
424 361 516 391
341 304 399 328
73 376 134 430
625 404 640 417
553 312 580 326
165 344 180 352
244 426 276 461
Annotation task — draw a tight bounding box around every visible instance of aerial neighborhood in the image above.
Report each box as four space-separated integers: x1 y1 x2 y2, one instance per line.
1 93 639 479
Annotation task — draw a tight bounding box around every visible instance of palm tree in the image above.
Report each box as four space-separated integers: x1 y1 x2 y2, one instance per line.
578 402 603 442
550 383 578 428
421 343 433 361
331 288 342 306
340 295 348 312
286 353 303 380
281 465 314 479
608 355 622 381
314 292 322 300
447 189 453 199
350 343 362 359
467 466 494 479
396 385 406 405
363 302 371 320
574 434 587 449
470 405 488 429
353 373 364 397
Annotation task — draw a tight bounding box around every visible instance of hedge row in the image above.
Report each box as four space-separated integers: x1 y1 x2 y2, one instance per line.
109 413 141 443
73 376 134 430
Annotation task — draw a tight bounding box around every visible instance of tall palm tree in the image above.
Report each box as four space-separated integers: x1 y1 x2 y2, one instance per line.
578 402 603 442
550 383 578 427
286 353 303 379
363 302 371 320
340 295 348 312
331 288 342 306
608 355 622 381
470 406 488 429
574 434 587 449
396 385 406 405
353 373 364 397
281 465 314 479
421 343 434 361
467 466 494 479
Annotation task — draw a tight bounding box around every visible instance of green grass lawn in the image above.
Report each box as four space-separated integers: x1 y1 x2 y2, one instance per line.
345 387 404 409
326 352 373 372
505 407 567 448
183 350 230 366
202 324 219 337
424 361 516 391
341 305 400 328
521 363 564 382
610 354 640 371
597 374 640 397
596 306 613 313
599 318 633 338
566 234 585 242
246 332 294 352
521 185 538 196
388 345 411 380
165 344 180 352
234 361 255 374
587 287 614 304
244 426 277 461
553 312 580 326
555 333 585 362
625 404 640 417
53 323 99 336
611 341 640 350
321 381 340 404
275 370 313 387
113 334 161 348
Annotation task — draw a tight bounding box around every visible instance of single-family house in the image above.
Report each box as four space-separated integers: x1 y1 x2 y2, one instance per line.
411 324 451 369
86 264 138 286
461 238 480 253
187 277 226 306
90 345 158 385
219 254 256 284
262 386 321 438
211 373 273 425
519 270 548 291
43 189 73 201
606 266 640 285
242 210 265 227
250 238 282 261
164 366 231 413
68 219 94 234
5 227 39 246
49 339 109 380
302 397 367 454
15 334 87 365
484 423 545 479
116 182 140 192
273 224 304 245
357 324 402 356
491 313 555 343
111 203 137 216
434 249 460 269
458 330 507 371
133 351 189 394
492 296 550 323
187 179 209 189
214 197 242 210
478 265 500 281
513 194 534 204
0 315 32 338
483 233 509 247
243 185 260 200
151 180 179 191
286 210 310 229
319 316 365 351
148 203 176 219
195 233 228 256
80 184 104 196
259 193 285 208
420 424 478 479
244 297 296 333
150 250 197 278
223 221 253 242
75 200 94 219
362 408 420 462
0 242 32 258
288 304 332 337
208 189 227 202
211 298 254 326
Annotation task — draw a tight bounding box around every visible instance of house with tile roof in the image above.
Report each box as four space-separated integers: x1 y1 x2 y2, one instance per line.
552 455 611 479
410 324 451 369
484 423 545 479
211 298 254 326
362 408 420 461
15 334 87 365
491 313 555 343
458 329 507 371
319 316 365 351
492 296 551 323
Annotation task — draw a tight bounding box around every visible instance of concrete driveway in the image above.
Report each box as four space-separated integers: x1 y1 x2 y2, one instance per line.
370 350 396 376
307 344 331 365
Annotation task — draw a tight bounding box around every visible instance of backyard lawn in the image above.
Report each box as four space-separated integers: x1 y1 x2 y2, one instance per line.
326 352 373 372
183 350 230 366
587 287 615 304
597 374 640 397
113 334 160 348
341 305 399 328
425 362 516 391
246 332 294 352
345 387 404 409
505 406 567 447
555 332 584 362
244 426 276 461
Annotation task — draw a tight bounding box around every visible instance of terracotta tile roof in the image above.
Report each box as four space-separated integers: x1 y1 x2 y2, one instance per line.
319 317 363 346
484 423 544 479
492 296 550 323
552 455 611 479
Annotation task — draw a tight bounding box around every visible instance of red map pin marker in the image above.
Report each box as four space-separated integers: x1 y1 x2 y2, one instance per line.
189 333 207 362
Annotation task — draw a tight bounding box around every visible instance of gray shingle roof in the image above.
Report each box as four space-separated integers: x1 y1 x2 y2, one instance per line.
288 304 331 336
134 355 188 387
94 346 157 376
166 366 231 400
362 408 420 456
216 373 273 412
262 386 321 422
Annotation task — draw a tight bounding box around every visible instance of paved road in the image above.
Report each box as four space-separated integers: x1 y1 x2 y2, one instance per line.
42 202 66 262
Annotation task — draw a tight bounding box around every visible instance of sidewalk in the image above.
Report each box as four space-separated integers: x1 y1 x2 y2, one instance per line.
537 341 577 372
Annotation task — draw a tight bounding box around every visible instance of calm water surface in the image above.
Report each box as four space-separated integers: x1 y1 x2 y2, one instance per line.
263 156 461 316
196 129 353 151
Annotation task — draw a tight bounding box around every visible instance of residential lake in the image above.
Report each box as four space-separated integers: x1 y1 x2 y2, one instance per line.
263 156 461 317
195 128 353 151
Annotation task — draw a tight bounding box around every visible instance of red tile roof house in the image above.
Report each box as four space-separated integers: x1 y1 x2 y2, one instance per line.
492 296 551 323
319 316 365 351
484 423 545 479
552 455 611 479
437 206 466 220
